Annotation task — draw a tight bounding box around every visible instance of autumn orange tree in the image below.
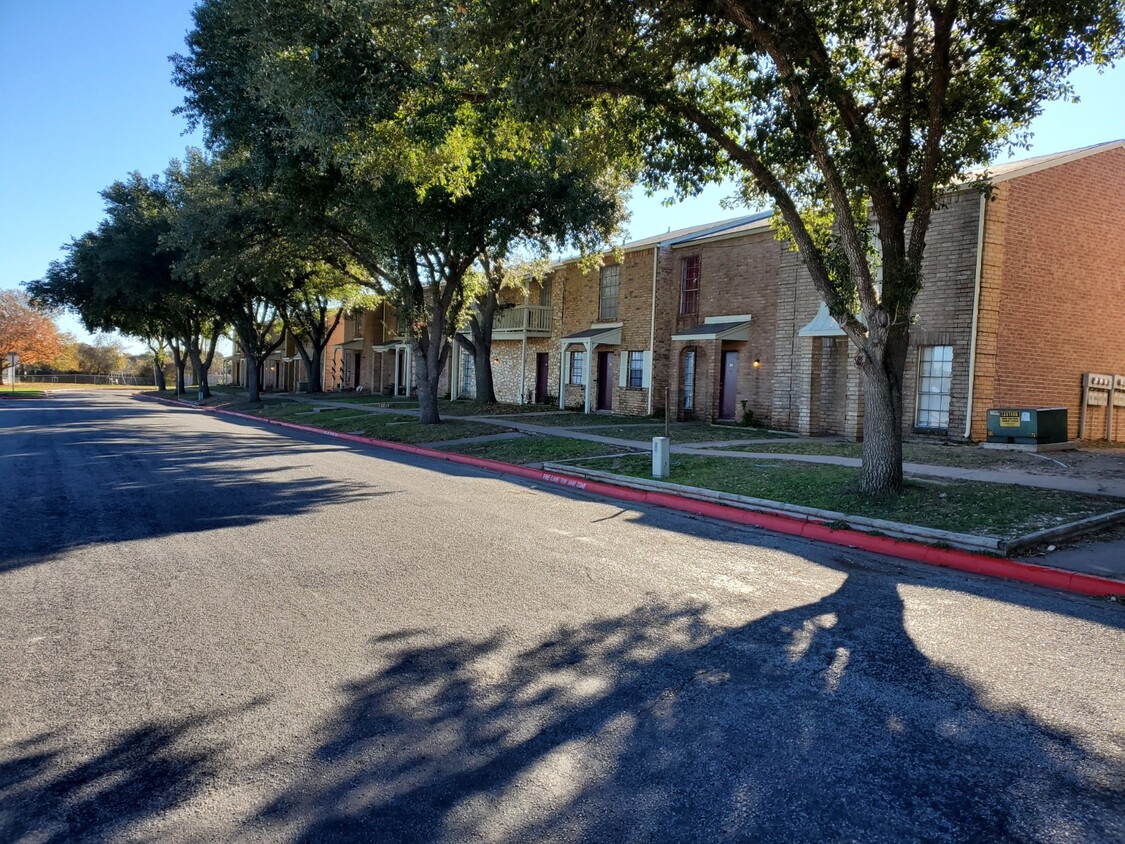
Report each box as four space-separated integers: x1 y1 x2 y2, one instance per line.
0 290 63 380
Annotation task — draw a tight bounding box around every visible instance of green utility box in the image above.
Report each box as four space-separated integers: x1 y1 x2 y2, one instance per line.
986 407 1068 445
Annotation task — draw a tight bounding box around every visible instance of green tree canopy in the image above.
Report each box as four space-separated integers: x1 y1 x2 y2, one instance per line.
471 0 1125 491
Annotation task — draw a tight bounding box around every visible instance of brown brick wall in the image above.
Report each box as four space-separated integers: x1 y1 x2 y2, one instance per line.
976 148 1125 441
902 189 983 439
555 248 660 414
770 191 981 440
668 230 778 423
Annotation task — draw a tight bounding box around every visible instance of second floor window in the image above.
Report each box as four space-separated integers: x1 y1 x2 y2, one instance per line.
352 309 365 338
599 265 620 321
680 256 700 315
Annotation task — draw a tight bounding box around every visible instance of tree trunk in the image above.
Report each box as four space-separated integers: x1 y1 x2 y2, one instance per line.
246 354 261 403
307 346 323 393
188 348 205 399
414 339 443 424
199 334 218 399
170 343 187 396
473 342 496 404
152 356 166 391
468 291 499 404
858 326 910 494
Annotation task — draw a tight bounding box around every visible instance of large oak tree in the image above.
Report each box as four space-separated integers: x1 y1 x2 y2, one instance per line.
473 0 1124 492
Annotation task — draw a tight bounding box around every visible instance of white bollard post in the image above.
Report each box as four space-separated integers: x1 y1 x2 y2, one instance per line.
652 436 670 479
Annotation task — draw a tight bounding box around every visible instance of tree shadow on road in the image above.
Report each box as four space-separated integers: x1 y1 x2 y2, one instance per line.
0 698 268 843
0 397 388 572
250 566 1124 843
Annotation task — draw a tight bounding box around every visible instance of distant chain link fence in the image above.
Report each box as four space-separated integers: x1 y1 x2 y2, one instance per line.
17 371 154 386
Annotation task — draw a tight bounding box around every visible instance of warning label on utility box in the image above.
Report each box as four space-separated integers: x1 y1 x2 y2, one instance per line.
998 412 1021 428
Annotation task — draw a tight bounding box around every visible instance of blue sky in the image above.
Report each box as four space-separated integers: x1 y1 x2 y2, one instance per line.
2 1 1123 345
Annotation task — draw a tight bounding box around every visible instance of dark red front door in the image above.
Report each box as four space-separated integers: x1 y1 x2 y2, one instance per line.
535 353 549 404
719 351 738 419
597 351 614 411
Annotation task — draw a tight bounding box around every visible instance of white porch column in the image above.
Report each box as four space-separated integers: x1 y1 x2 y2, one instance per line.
559 341 567 409
393 349 400 396
405 346 413 396
583 339 593 415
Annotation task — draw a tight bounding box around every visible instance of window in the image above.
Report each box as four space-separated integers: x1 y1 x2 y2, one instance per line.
680 256 700 315
682 350 695 410
916 345 953 429
569 349 586 385
627 351 644 388
352 309 364 338
598 265 620 321
460 349 473 396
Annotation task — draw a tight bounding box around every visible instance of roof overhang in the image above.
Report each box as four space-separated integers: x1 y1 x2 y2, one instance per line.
797 302 847 338
561 323 623 347
334 338 366 351
371 341 408 352
672 314 752 342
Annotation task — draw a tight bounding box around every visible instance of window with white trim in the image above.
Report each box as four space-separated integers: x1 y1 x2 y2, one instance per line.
598 265 620 321
915 345 953 429
460 349 473 395
680 256 700 315
569 349 586 385
682 350 695 410
627 351 644 388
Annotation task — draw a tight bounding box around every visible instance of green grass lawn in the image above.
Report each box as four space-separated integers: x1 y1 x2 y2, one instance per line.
579 454 1116 538
437 434 634 464
0 388 47 398
248 402 502 444
439 400 564 416
722 439 1076 471
568 423 797 443
494 411 658 427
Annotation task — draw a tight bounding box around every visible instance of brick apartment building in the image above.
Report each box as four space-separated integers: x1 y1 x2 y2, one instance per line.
232 141 1123 443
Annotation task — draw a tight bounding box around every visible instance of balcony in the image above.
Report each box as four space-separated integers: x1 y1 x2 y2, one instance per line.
461 304 552 339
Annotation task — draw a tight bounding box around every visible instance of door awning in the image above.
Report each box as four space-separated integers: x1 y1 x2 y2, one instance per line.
672 315 751 342
335 338 366 351
561 323 623 347
797 302 847 337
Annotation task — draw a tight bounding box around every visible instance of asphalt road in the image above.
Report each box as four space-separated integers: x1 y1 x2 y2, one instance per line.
2 392 1123 843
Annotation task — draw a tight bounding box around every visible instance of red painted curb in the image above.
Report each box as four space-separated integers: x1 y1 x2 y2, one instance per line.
138 394 1125 598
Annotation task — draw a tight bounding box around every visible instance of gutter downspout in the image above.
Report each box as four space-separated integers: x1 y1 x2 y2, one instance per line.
647 246 659 415
963 192 987 440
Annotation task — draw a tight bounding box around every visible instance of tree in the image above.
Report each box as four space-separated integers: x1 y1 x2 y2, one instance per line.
165 150 296 403
0 290 63 380
174 0 629 422
474 0 1124 492
76 334 128 377
28 173 211 397
50 334 82 374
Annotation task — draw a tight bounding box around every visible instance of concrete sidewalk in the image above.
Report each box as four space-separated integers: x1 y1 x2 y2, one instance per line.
294 396 1125 499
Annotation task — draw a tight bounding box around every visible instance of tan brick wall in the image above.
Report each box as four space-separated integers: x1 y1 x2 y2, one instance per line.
974 148 1125 441
669 230 778 423
902 189 983 439
770 192 981 440
554 248 660 414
